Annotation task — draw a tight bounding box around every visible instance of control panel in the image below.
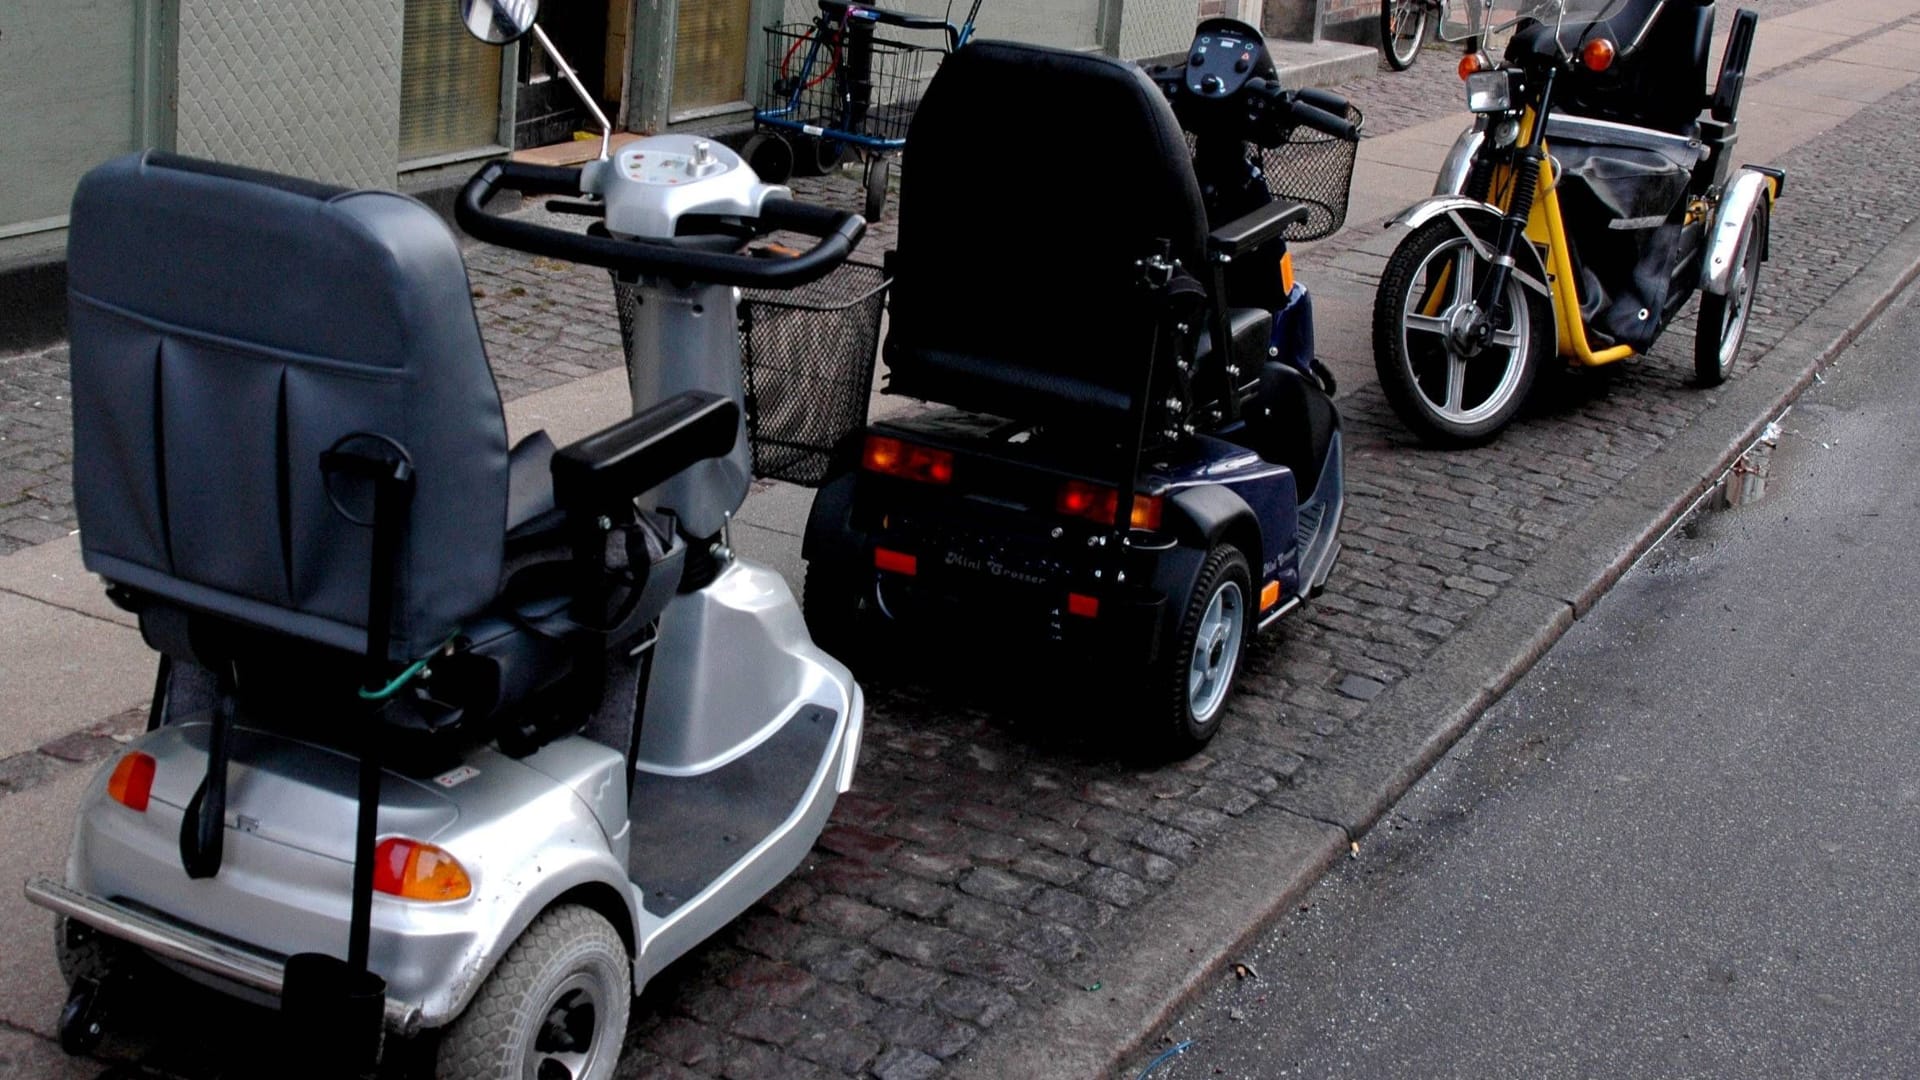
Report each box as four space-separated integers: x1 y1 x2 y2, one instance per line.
1183 17 1277 98
587 133 789 241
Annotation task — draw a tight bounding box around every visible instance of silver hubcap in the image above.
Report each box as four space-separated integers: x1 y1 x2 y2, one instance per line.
526 974 606 1080
1188 580 1245 723
1716 222 1762 375
1400 231 1532 426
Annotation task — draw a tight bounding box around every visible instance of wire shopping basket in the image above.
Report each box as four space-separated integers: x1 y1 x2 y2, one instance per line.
757 22 936 150
735 260 891 486
1255 103 1364 242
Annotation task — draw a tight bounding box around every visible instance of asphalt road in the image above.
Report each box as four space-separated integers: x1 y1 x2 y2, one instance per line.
1130 284 1920 1080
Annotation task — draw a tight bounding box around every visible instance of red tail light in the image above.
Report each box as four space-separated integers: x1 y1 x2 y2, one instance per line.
874 547 918 575
106 752 156 812
1067 592 1100 618
1055 481 1164 530
373 837 472 902
862 435 954 485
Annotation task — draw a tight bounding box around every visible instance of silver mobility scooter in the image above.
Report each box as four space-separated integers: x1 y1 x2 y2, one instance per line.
25 5 867 1075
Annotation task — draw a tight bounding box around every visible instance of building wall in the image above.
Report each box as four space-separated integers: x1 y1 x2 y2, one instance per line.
174 0 405 188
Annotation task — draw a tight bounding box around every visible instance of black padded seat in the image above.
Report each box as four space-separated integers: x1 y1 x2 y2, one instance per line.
883 40 1208 428
1511 0 1715 135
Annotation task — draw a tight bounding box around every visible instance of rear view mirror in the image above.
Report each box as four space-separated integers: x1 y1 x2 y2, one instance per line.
461 0 539 44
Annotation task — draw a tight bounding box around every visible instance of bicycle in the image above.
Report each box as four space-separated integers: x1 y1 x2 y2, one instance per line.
745 0 982 221
1379 0 1521 70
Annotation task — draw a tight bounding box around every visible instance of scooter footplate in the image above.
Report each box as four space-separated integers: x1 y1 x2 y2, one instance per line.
628 705 837 915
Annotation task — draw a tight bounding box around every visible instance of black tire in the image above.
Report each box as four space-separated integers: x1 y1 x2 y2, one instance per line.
1138 546 1253 761
863 156 891 223
1372 214 1554 447
436 905 630 1080
1695 201 1767 387
789 134 847 177
1380 0 1431 70
802 560 873 670
742 132 795 183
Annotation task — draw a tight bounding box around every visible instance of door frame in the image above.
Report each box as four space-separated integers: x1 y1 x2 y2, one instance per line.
626 0 785 133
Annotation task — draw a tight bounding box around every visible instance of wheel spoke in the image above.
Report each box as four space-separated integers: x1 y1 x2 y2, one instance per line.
1444 356 1468 414
1405 312 1450 337
1490 323 1522 348
1450 248 1476 307
538 1050 588 1079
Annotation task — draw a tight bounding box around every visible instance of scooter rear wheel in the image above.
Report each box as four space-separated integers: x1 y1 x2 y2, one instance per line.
1695 201 1767 387
436 905 630 1080
1137 545 1251 761
1373 215 1553 446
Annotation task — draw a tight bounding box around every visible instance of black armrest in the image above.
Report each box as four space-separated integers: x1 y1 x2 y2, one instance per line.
1207 201 1312 260
552 392 740 513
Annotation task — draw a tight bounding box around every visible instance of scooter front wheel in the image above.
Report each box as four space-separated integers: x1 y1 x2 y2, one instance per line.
1373 215 1553 447
1695 201 1767 387
436 905 630 1080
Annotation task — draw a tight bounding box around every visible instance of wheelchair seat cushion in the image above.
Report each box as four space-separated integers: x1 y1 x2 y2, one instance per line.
883 40 1208 428
67 151 510 662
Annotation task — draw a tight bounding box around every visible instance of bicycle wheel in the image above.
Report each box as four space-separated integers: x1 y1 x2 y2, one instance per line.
1381 0 1431 70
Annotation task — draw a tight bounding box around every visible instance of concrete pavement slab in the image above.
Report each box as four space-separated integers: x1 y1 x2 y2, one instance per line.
1750 53 1920 103
0 533 130 628
0 592 150 759
0 768 91 1041
0 1027 97 1080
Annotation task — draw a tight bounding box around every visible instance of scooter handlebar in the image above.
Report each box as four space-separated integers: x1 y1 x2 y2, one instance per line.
1244 79 1362 142
456 159 866 289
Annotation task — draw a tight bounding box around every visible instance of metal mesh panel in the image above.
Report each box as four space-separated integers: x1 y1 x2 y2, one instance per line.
175 0 402 189
608 262 888 487
739 262 890 486
1117 0 1201 60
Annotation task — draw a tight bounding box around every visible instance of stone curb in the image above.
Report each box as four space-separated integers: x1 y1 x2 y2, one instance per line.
948 210 1920 1080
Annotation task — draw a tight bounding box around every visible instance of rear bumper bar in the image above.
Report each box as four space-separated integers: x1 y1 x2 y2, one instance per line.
24 875 423 1033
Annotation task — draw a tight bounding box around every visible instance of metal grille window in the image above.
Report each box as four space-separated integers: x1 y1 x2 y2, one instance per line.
399 0 503 161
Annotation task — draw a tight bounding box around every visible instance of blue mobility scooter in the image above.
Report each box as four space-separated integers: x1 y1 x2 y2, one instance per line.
26 4 867 1075
800 24 1359 758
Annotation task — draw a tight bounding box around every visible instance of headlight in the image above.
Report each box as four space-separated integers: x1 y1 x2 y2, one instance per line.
1465 70 1514 113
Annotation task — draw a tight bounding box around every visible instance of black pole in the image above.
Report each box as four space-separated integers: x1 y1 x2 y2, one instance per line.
348 464 412 974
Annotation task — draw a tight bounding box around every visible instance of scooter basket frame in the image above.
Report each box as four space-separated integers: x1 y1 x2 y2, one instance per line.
718 260 889 485
1196 103 1364 242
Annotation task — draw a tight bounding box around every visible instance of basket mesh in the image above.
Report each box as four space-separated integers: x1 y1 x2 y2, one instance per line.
1257 105 1363 242
757 22 934 145
737 261 890 486
1189 105 1364 243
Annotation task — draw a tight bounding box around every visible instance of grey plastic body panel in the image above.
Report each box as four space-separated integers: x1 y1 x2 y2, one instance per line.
622 280 753 538
40 557 864 1030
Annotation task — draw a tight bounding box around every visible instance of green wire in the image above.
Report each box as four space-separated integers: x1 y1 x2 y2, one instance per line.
357 634 457 702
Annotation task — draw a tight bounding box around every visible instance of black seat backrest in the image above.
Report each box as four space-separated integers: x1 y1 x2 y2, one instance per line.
883 41 1208 428
1556 0 1714 134
67 152 510 662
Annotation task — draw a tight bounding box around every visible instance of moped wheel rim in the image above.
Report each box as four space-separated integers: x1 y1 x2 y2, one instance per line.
1398 233 1532 427
1715 223 1762 377
1189 580 1245 723
526 973 609 1080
